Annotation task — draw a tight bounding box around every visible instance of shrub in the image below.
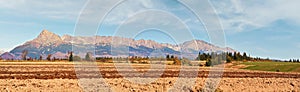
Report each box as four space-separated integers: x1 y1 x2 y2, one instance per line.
181 58 192 66
205 59 212 66
173 58 181 65
73 56 81 61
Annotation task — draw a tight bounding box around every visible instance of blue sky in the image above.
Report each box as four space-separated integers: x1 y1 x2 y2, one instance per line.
0 0 299 60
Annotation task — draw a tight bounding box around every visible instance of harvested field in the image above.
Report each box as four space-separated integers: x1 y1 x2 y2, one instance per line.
0 62 299 79
0 78 299 92
0 62 299 91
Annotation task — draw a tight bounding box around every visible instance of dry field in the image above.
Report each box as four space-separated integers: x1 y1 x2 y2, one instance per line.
0 62 299 92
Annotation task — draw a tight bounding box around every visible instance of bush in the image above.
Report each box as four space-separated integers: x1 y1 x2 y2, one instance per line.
226 58 232 63
205 59 212 66
73 56 81 61
181 58 192 66
173 58 181 65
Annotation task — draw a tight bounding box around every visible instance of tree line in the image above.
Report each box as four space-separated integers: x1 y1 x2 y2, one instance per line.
196 52 251 62
2 50 300 65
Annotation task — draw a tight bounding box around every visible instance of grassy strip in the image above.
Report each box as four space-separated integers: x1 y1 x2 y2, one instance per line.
241 61 300 73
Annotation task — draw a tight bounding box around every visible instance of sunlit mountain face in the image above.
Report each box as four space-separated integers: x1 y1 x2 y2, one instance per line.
8 30 235 60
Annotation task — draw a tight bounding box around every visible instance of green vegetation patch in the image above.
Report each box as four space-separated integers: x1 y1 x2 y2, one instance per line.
241 62 300 73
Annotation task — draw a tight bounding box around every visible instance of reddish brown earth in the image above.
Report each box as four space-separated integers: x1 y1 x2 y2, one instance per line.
0 62 299 92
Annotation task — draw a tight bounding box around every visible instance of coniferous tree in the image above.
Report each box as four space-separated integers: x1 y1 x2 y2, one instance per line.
197 52 219 61
228 52 233 58
53 57 56 61
69 52 73 61
170 55 174 59
226 53 233 63
39 56 43 61
242 52 247 60
166 54 170 60
233 52 237 60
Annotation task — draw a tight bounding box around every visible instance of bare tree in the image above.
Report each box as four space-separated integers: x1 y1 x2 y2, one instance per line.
47 54 52 61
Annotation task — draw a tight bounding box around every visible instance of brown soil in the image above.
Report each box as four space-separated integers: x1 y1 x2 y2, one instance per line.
0 78 299 92
0 62 299 92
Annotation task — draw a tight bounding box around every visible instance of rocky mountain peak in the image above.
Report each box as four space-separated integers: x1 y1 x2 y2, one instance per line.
11 30 236 58
61 34 72 42
38 30 60 39
26 30 63 48
40 29 52 35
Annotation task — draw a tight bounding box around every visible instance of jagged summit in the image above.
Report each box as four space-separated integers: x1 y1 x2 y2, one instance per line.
37 29 61 40
26 29 63 48
10 30 236 59
40 29 52 35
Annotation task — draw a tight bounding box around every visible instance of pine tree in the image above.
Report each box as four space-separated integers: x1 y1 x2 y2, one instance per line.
226 53 233 63
242 52 247 60
170 55 174 59
166 54 170 59
39 56 43 61
233 52 237 60
228 52 233 58
69 52 73 61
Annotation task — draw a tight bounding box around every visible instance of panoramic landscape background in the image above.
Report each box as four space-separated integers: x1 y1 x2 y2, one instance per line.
0 0 300 92
0 0 300 60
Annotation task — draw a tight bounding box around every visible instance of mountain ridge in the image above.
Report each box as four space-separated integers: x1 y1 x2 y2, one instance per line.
6 30 235 60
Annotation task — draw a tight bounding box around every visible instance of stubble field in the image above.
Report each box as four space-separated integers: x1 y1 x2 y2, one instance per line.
0 61 299 92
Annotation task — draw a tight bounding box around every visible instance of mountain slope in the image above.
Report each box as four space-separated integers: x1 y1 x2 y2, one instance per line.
9 30 235 59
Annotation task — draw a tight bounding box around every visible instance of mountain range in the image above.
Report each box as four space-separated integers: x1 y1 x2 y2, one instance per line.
5 30 235 60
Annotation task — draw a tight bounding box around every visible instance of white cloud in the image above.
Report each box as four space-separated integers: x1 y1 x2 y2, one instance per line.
211 0 300 33
0 20 36 26
1 0 299 33
101 0 172 25
0 0 86 20
0 0 199 29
